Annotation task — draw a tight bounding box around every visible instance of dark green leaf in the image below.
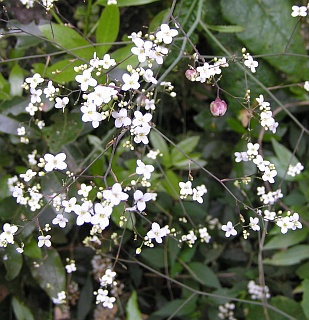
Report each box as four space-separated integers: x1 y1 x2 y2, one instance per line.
3 244 23 280
96 0 159 6
77 275 93 320
187 262 221 289
12 297 35 320
221 0 308 80
149 130 171 167
96 5 120 56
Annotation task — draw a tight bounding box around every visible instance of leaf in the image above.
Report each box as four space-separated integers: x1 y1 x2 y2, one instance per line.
12 297 35 320
151 298 196 317
187 262 221 289
27 248 66 299
263 228 308 250
3 244 23 280
96 4 120 56
42 112 84 153
96 0 159 6
171 136 200 162
40 23 95 61
9 64 24 97
140 247 165 269
112 203 136 230
206 24 245 33
221 0 308 80
264 245 309 266
77 275 93 320
149 130 171 167
23 238 43 260
126 291 142 320
301 279 309 319
0 115 22 135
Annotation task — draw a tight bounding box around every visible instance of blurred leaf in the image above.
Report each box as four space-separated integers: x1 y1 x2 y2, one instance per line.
12 297 35 320
263 228 308 250
187 262 221 289
221 0 308 80
297 262 309 279
206 24 244 33
301 279 309 319
96 4 119 56
160 170 181 198
140 247 165 269
9 64 24 97
0 72 11 100
264 245 309 266
171 136 200 162
112 203 136 230
151 298 196 317
149 130 171 167
40 23 95 61
96 0 159 6
77 275 93 320
149 9 169 32
0 115 21 135
27 248 66 299
126 290 142 320
42 112 84 153
3 244 23 280
23 238 43 260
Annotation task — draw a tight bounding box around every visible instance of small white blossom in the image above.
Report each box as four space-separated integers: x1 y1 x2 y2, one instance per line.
249 217 260 231
221 221 237 237
112 108 132 128
25 73 44 89
136 160 154 180
103 183 129 206
146 222 169 244
291 5 307 17
55 97 69 111
38 235 51 248
156 24 178 44
44 153 67 172
52 214 68 228
122 72 140 91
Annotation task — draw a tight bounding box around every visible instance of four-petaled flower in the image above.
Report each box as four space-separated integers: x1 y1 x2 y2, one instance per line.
156 24 178 44
38 235 52 248
44 153 67 172
146 222 169 243
103 183 129 206
122 72 140 91
221 221 237 237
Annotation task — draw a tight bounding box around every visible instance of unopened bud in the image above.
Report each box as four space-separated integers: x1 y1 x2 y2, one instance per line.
185 68 198 81
210 97 227 117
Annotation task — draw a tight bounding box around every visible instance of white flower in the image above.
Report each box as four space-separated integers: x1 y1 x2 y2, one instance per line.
244 55 258 73
221 221 237 237
122 72 140 91
263 210 276 221
100 269 116 286
25 73 44 89
1 223 18 244
256 94 270 110
234 151 249 162
112 108 132 128
136 160 154 180
146 222 169 243
192 185 207 203
257 186 265 196
145 98 156 110
43 80 56 99
73 202 93 226
55 97 69 111
101 54 116 69
25 102 38 116
81 103 103 128
262 166 277 184
249 217 260 231
304 81 309 91
291 5 307 17
132 111 152 127
103 183 129 206
156 24 178 44
87 84 118 106
44 152 67 172
198 227 211 243
142 69 157 84
253 155 270 172
75 69 97 91
38 235 51 248
133 126 151 144
196 62 213 83
20 169 37 182
77 183 92 197
131 38 153 63
65 261 77 273
179 181 193 196
289 212 302 230
62 197 77 213
30 88 42 103
246 142 259 157
91 203 112 230
276 216 293 234
52 214 68 228
133 190 153 211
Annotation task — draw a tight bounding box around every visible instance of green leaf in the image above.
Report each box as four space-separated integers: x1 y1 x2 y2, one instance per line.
77 275 93 320
27 248 66 299
206 24 245 33
301 279 309 318
221 0 308 79
42 112 84 153
264 245 309 266
112 203 136 230
23 238 43 260
171 136 200 162
12 297 35 320
126 291 142 320
3 244 23 280
151 298 196 318
160 170 181 198
9 64 24 97
96 0 159 6
140 247 165 269
263 228 308 250
149 130 171 167
187 262 221 289
0 115 21 135
40 23 95 61
96 4 120 56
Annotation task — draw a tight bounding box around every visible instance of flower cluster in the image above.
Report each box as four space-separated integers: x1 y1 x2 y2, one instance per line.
256 94 278 133
0 223 18 248
218 302 236 320
242 48 258 73
19 0 57 10
235 142 278 183
247 280 271 300
287 162 304 177
179 181 208 203
95 269 117 309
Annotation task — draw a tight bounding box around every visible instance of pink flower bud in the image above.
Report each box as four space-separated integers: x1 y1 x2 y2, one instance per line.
210 98 227 117
185 68 198 81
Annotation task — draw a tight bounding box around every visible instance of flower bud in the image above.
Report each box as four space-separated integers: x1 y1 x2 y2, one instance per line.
210 97 227 117
185 68 198 81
